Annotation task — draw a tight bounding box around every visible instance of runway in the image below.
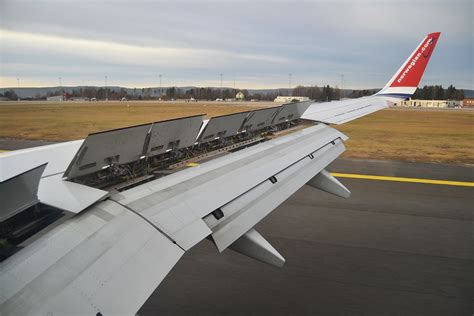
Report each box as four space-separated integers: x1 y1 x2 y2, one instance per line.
139 159 473 316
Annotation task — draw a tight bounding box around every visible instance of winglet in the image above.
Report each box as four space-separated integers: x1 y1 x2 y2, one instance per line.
376 32 441 99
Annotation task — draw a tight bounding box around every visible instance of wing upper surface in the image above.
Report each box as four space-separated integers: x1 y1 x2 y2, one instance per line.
301 96 390 124
111 124 347 250
1 200 184 316
1 124 347 315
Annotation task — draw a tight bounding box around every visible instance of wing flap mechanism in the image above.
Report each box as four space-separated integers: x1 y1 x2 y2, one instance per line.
307 169 351 198
203 137 345 253
228 228 285 268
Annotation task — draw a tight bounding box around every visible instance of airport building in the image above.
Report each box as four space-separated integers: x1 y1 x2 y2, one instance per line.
46 95 65 102
274 96 310 103
396 99 462 108
236 91 245 101
463 98 474 107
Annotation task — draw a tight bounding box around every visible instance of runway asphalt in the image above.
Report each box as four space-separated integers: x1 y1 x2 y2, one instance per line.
139 159 473 316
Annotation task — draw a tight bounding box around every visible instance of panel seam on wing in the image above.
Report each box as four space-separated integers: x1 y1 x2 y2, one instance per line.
109 199 186 251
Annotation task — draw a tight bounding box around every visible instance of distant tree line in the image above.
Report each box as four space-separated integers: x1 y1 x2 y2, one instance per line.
0 90 19 100
412 85 464 100
164 87 251 100
291 85 344 101
1 84 465 101
348 89 378 98
290 85 378 101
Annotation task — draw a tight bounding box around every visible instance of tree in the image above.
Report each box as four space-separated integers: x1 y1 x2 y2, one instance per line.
4 90 18 100
413 85 463 100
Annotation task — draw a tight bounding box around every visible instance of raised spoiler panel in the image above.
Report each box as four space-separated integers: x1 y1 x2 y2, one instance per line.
197 111 250 143
0 163 47 222
272 100 312 124
112 124 348 251
64 115 205 179
64 123 153 179
146 115 204 157
241 106 281 132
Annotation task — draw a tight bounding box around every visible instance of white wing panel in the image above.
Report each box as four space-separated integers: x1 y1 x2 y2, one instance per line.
112 124 347 250
0 199 184 316
301 96 389 124
206 139 345 251
0 140 83 181
38 174 108 213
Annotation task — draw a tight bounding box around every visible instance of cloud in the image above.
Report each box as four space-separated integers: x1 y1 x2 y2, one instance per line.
1 30 288 69
1 0 472 89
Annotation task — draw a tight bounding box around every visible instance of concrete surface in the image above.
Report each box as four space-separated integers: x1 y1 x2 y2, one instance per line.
0 138 57 150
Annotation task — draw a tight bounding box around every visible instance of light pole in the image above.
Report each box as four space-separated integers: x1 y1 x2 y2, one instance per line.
58 77 63 100
105 75 108 101
220 73 223 98
340 74 344 99
288 73 292 96
159 74 162 98
17 78 20 101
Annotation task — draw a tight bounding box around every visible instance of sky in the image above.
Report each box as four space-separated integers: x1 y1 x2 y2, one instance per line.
1 0 472 89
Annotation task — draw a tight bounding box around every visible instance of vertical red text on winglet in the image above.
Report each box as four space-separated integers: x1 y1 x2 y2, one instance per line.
390 32 441 88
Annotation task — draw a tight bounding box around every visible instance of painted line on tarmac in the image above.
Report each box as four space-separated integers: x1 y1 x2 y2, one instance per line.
331 173 474 187
186 162 200 167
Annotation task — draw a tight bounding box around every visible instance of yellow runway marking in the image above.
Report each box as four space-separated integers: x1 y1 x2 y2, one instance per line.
331 173 474 187
186 162 200 167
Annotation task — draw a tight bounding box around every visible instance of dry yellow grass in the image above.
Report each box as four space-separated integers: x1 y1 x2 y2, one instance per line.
338 107 474 164
0 101 265 141
0 101 473 164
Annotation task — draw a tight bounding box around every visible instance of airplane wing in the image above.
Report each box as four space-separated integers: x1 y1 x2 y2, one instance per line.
0 32 440 315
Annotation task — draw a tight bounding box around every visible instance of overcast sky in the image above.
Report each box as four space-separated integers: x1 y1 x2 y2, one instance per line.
1 0 472 89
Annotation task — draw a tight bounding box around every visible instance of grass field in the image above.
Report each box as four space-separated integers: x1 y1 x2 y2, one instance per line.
337 107 474 165
1 101 473 164
0 101 264 141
